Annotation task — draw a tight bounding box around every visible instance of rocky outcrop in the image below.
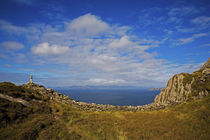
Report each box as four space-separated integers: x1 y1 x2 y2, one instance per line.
154 58 210 105
0 93 31 107
200 58 210 74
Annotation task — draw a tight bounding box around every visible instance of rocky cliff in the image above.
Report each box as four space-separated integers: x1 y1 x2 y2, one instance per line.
154 58 210 105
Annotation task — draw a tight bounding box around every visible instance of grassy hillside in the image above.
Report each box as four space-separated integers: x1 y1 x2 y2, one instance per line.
0 82 209 139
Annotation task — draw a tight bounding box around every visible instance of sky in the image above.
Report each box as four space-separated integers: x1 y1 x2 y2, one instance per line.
0 0 209 88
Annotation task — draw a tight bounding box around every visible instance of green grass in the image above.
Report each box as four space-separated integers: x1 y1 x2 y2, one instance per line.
33 97 210 140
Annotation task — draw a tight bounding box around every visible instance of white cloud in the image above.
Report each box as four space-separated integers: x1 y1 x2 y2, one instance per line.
176 33 208 45
109 36 133 49
0 20 26 34
67 13 110 36
31 42 70 56
168 6 200 17
0 20 44 44
192 16 210 26
176 27 196 33
178 38 193 44
193 33 208 38
0 13 204 87
1 41 24 50
87 78 125 85
167 17 181 24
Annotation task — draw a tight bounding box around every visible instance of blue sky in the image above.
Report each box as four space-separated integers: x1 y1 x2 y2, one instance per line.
0 0 209 87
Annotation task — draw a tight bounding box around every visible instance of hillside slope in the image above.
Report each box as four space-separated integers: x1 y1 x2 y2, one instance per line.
0 82 209 139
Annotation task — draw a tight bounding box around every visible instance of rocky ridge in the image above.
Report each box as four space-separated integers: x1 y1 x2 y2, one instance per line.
155 58 210 105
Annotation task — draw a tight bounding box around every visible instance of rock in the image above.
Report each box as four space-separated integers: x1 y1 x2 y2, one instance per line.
154 58 210 105
0 93 31 107
200 58 210 74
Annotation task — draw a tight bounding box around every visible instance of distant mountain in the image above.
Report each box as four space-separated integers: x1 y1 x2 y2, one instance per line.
52 85 147 90
149 88 164 91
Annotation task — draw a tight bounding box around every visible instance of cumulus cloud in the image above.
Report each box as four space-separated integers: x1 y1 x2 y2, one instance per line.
1 41 24 50
67 13 110 36
31 42 70 56
109 36 133 49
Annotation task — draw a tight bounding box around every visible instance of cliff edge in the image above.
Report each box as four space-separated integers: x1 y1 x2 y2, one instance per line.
154 58 210 105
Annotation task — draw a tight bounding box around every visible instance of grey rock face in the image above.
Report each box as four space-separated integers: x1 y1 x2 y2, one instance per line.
154 58 210 105
154 74 193 104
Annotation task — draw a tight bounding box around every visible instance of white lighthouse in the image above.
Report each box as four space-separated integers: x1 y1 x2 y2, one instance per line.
30 75 33 84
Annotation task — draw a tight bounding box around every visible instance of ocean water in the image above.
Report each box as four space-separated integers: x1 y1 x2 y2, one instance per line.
56 89 160 106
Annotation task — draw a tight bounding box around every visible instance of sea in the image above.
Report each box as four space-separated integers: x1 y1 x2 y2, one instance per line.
56 89 160 106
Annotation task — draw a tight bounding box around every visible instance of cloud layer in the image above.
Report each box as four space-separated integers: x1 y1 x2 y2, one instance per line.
0 12 206 87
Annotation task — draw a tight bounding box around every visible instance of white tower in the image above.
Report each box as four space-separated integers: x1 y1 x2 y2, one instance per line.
30 75 33 84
